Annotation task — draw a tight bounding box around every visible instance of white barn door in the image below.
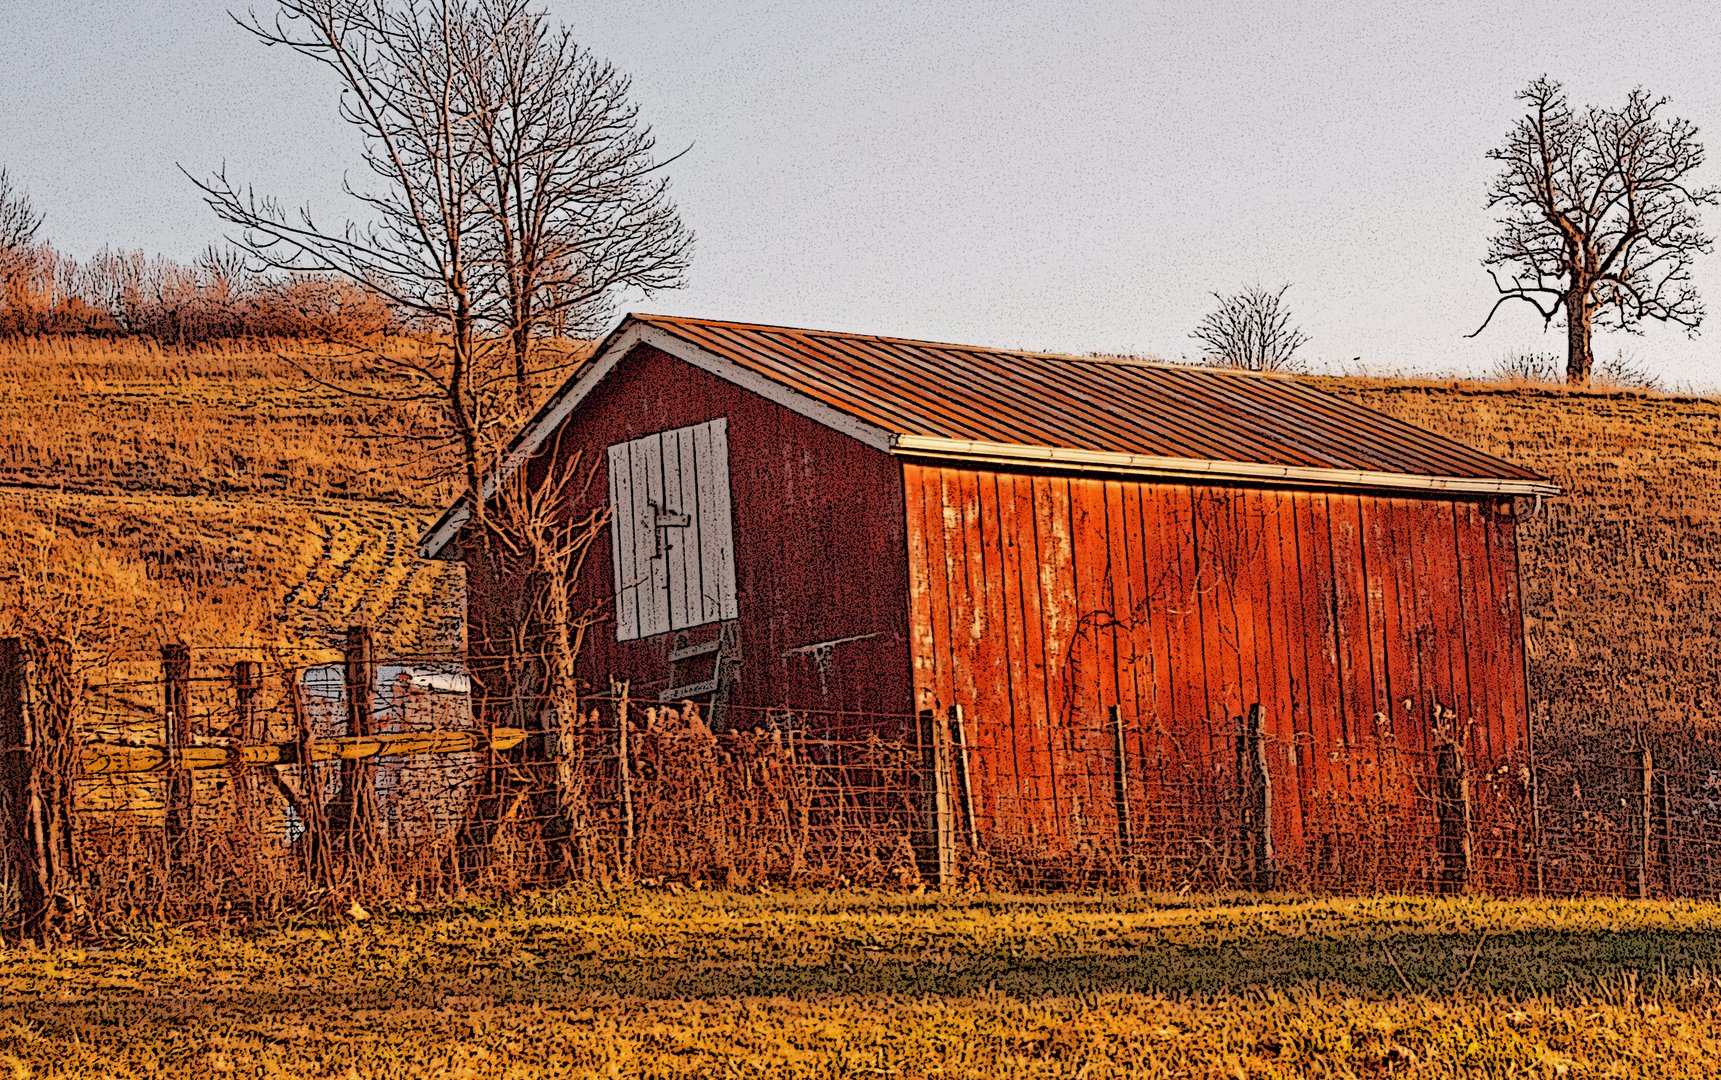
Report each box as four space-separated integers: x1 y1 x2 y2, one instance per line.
606 418 738 642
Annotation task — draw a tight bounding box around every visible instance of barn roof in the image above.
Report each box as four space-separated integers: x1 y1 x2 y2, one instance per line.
420 313 1558 559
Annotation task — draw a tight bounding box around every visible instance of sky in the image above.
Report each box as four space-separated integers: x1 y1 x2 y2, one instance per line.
4 0 1721 384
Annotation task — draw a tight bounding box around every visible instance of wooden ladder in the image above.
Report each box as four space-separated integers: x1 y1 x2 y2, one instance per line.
661 620 742 730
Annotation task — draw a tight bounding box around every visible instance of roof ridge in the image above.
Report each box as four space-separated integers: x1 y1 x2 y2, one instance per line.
629 313 1293 380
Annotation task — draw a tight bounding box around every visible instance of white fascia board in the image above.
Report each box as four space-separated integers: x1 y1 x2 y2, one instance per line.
888 435 1564 498
635 325 895 452
418 321 898 559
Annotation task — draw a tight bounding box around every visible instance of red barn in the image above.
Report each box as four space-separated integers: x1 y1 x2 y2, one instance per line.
422 314 1558 880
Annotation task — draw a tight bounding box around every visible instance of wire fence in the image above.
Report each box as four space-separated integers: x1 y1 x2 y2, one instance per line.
7 634 1721 935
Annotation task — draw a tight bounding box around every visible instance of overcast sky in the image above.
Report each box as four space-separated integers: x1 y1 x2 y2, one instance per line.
4 1 1721 383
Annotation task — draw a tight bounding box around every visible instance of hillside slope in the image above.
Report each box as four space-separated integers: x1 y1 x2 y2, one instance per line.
0 338 462 660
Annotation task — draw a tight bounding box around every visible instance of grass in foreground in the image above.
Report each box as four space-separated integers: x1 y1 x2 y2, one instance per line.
1 889 1719 1078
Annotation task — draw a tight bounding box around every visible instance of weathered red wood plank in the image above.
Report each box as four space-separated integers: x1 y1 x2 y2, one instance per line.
1451 499 1497 768
1162 485 1212 776
1011 473 1056 836
1258 490 1306 861
902 463 940 714
1069 478 1120 834
1326 492 1376 791
940 468 981 724
970 470 1019 820
993 472 1036 828
1033 475 1077 835
1357 496 1402 809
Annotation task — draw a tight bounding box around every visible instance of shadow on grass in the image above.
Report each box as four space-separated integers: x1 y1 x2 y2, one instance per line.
31 920 1721 1023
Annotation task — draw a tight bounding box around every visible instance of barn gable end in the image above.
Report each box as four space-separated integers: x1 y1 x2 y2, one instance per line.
461 341 918 723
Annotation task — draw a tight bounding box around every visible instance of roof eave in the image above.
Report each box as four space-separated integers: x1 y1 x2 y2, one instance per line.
888 435 1564 498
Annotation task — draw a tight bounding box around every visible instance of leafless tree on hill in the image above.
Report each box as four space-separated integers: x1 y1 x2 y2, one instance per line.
0 169 46 318
1191 284 1309 371
0 169 43 260
1472 76 1718 386
193 0 691 516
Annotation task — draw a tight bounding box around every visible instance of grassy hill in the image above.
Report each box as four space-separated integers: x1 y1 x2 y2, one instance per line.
1 336 1716 754
0 337 462 663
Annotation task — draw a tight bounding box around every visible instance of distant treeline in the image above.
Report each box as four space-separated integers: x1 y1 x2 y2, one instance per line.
0 242 394 344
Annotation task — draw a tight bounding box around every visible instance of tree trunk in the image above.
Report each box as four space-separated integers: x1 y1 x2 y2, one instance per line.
1565 287 1594 386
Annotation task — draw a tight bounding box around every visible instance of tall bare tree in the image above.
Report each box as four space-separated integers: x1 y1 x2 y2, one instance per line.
1472 77 1717 385
1191 284 1309 371
457 2 690 400
193 0 690 514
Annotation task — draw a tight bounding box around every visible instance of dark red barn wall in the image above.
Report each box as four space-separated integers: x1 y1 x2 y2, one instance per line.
464 343 917 726
902 462 1530 861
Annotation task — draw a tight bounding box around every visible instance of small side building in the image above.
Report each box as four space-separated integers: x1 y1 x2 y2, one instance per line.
421 314 1559 876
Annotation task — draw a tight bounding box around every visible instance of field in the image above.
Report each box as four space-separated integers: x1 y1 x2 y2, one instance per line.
0 887 1717 1077
5 341 1721 1074
0 337 461 659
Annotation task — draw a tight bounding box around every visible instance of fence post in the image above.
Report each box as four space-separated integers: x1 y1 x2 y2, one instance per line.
1237 704 1274 890
161 643 192 848
2 637 80 940
917 707 954 887
1628 746 1654 900
0 638 41 937
1435 739 1471 894
948 704 979 854
335 625 379 863
613 680 634 875
230 660 264 831
1110 705 1134 858
232 660 263 744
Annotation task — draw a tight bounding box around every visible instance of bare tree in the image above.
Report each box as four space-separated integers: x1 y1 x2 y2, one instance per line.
1472 77 1718 385
458 1 691 400
0 169 43 259
461 435 608 874
1191 284 1309 371
192 0 689 515
0 170 45 321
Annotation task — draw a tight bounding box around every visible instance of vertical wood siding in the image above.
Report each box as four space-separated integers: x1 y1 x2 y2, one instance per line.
902 463 1531 857
465 344 916 726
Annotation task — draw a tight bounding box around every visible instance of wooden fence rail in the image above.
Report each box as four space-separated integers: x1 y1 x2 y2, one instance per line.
78 726 530 775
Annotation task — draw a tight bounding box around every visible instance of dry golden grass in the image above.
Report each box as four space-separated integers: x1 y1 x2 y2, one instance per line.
3 887 1721 1077
0 337 462 657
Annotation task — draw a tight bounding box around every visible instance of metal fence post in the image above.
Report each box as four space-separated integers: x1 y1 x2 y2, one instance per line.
1435 739 1471 894
1110 705 1134 857
918 707 954 887
948 704 979 854
613 680 634 875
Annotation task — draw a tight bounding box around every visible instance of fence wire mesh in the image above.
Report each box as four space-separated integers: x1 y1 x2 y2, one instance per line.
7 645 1721 931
